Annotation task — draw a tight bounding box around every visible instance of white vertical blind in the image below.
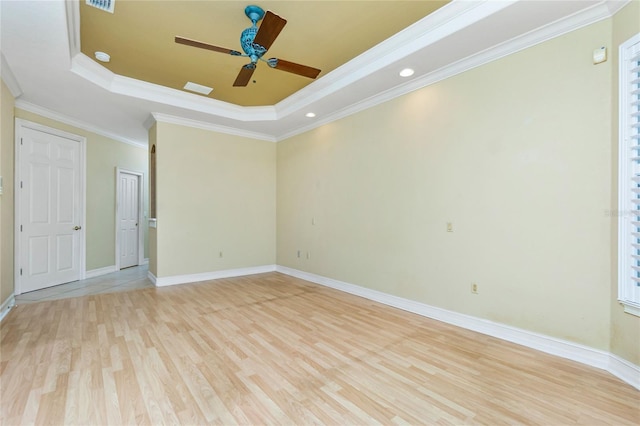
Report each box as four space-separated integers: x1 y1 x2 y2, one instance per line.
619 34 640 314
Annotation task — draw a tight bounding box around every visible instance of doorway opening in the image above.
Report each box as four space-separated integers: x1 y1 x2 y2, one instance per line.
115 168 144 270
14 119 86 295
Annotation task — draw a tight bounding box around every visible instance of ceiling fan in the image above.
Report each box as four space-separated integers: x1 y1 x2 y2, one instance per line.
175 5 321 87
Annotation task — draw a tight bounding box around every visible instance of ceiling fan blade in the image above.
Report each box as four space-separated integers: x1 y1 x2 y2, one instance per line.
271 59 321 79
253 11 287 51
175 36 241 56
233 64 256 87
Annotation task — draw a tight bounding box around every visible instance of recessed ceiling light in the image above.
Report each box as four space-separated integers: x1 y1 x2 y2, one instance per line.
305 112 316 118
183 82 213 95
399 68 414 77
94 51 111 63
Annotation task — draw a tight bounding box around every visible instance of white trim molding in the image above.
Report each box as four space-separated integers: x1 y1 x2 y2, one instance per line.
277 0 629 141
15 100 146 148
85 265 117 279
276 266 640 390
153 265 276 287
60 0 629 144
149 113 277 143
14 118 87 294
0 294 16 322
609 354 640 390
1 52 23 98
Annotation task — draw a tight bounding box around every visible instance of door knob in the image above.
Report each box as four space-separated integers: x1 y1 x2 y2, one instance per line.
73 226 82 230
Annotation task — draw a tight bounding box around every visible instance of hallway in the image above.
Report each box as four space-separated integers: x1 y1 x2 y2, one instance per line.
14 265 153 304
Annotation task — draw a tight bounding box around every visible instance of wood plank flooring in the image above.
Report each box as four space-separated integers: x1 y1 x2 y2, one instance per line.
1 272 638 425
14 265 152 304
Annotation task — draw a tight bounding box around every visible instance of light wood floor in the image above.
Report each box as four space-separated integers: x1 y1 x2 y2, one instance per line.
14 265 152 304
1 272 638 425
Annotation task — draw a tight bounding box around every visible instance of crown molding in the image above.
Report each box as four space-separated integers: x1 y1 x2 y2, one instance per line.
150 113 277 142
62 0 628 143
70 53 276 122
0 52 23 98
143 114 156 131
64 0 513 126
64 0 81 57
15 100 146 148
276 0 628 141
275 0 514 119
606 0 631 15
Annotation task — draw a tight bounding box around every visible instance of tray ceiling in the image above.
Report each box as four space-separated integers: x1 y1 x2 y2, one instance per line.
0 1 622 145
80 1 449 106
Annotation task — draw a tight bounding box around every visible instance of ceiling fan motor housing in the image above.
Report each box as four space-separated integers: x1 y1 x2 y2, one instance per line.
240 26 267 62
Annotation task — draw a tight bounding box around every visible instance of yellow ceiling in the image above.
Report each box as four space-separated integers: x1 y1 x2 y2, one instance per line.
80 1 449 107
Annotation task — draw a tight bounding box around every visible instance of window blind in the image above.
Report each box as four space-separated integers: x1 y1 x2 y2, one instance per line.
619 34 640 315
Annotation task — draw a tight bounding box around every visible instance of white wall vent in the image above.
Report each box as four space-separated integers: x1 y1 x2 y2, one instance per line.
86 0 115 14
183 82 213 96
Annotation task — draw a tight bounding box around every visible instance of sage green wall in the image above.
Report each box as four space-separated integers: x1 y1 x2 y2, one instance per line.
0 79 15 305
14 109 149 271
277 21 613 351
610 0 640 365
154 122 275 278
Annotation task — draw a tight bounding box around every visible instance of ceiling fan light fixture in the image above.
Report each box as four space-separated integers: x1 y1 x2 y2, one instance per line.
183 82 213 95
305 112 316 118
399 68 414 77
94 51 111 63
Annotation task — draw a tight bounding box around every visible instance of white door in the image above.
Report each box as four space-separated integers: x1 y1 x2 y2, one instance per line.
118 171 140 269
18 124 83 293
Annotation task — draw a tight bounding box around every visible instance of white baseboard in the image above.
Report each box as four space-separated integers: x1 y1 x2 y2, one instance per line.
142 258 149 265
276 265 639 390
0 294 16 322
148 270 157 285
85 265 117 279
153 264 276 287
609 354 640 390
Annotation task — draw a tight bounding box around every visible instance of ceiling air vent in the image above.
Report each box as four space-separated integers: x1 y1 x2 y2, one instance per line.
86 0 114 14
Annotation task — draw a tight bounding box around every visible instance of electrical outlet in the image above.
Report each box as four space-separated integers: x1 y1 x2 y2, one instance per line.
219 251 223 258
306 251 310 260
447 222 453 232
297 250 301 258
471 283 478 294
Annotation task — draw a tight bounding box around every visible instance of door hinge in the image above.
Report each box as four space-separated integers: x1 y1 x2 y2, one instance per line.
20 181 23 189
20 138 23 145
20 268 22 276
20 225 22 232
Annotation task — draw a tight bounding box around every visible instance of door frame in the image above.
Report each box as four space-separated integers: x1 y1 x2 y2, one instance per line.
115 168 144 270
14 118 87 295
